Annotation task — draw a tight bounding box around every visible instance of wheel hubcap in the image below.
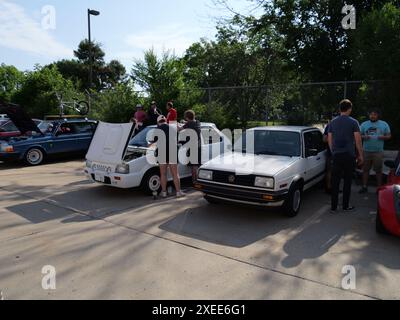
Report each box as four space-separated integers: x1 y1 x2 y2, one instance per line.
293 190 301 212
27 150 42 164
149 175 161 191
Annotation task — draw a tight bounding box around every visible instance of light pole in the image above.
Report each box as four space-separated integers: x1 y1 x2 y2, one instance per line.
87 9 100 89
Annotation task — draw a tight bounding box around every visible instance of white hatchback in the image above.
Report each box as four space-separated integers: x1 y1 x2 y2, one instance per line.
85 122 231 194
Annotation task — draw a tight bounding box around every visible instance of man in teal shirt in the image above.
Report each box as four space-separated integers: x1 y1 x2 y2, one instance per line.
359 109 391 193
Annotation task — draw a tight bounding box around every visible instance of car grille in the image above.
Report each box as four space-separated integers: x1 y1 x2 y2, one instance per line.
212 170 255 187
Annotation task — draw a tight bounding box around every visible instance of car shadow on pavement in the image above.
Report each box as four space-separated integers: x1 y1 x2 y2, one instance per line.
159 202 310 248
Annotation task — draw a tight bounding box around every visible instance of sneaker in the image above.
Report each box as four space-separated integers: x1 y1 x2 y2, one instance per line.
359 187 368 194
161 191 168 198
330 208 339 214
176 191 186 198
343 206 356 212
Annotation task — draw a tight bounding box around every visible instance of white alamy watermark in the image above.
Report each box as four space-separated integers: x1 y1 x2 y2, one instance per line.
342 5 356 30
341 265 356 290
41 5 56 30
42 265 57 290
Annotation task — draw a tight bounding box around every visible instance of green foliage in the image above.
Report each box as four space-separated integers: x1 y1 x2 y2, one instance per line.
50 40 126 91
90 82 141 123
0 64 24 103
352 3 400 80
13 65 78 118
131 49 185 113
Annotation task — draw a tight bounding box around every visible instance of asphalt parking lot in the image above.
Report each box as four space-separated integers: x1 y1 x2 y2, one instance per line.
0 159 399 300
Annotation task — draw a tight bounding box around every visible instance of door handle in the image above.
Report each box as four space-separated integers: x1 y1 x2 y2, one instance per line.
317 157 321 161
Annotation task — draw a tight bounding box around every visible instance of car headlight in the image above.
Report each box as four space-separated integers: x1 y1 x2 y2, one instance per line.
116 163 130 174
255 176 274 189
198 170 213 181
1 145 14 153
86 160 92 168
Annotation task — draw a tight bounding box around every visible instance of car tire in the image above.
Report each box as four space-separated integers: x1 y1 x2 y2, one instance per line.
283 183 303 217
204 195 219 205
24 148 45 166
376 209 389 235
141 170 162 195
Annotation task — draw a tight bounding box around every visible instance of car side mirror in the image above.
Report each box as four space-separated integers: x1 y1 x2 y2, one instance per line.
385 160 396 169
307 148 319 157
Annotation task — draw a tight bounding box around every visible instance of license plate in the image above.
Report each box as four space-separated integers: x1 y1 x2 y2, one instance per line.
94 173 105 182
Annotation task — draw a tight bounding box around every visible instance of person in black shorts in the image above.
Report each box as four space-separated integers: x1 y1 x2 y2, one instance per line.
179 110 202 182
156 115 185 198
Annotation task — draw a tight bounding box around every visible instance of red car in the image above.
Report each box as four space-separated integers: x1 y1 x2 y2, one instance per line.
376 157 400 236
0 119 43 138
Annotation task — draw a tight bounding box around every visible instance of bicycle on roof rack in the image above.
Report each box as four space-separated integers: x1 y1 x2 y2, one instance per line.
55 92 90 118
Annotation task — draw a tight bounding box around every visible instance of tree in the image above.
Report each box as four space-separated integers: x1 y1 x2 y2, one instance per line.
13 65 77 118
0 64 24 103
50 40 126 91
90 82 141 123
131 49 185 113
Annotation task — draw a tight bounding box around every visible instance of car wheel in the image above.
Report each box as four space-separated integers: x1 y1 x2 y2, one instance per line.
204 195 219 205
24 148 45 166
283 183 302 217
141 170 162 195
376 209 389 235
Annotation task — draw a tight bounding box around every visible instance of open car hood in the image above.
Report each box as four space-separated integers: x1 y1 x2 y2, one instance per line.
0 102 42 135
86 122 134 166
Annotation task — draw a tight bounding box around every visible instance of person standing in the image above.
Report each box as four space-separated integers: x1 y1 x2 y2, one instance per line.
323 119 333 193
147 101 161 126
156 115 186 198
179 110 202 182
328 99 364 213
359 109 391 193
166 101 177 124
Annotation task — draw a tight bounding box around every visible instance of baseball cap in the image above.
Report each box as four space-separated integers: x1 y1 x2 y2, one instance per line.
157 115 166 124
151 101 157 105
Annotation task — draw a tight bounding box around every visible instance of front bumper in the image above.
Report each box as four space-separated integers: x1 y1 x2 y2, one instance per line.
0 152 20 161
194 180 287 207
85 168 143 189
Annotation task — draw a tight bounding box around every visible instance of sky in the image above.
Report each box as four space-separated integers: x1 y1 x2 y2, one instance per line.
0 0 261 72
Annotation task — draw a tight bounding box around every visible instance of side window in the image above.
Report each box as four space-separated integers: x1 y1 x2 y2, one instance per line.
74 122 95 134
305 131 325 155
201 127 222 145
311 131 325 152
2 122 18 132
57 123 76 135
304 132 314 152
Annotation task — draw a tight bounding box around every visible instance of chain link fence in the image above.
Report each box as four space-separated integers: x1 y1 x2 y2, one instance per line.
136 80 400 148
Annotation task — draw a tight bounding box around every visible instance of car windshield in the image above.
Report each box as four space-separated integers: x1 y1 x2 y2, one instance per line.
129 127 155 147
235 130 301 157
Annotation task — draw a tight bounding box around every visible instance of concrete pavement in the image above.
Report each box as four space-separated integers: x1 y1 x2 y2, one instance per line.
0 159 399 299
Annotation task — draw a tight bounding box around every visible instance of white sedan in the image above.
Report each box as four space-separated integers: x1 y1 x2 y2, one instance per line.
195 126 327 217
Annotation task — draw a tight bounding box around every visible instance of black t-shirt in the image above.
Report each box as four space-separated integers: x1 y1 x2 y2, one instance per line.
147 108 161 126
182 120 201 145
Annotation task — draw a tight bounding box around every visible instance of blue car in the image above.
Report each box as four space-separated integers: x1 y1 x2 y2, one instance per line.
0 119 97 166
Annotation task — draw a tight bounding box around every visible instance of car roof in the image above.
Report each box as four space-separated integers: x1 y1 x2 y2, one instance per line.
250 126 320 133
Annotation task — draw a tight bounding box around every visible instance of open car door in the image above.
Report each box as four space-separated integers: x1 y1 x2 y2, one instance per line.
86 122 134 165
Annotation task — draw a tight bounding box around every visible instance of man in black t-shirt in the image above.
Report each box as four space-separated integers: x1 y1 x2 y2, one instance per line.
179 110 201 182
147 101 162 126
